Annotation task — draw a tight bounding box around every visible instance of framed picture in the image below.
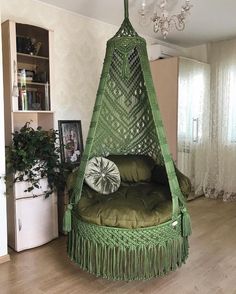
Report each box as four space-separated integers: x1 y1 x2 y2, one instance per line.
58 120 84 165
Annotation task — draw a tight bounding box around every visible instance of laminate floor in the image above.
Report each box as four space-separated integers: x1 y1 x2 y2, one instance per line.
1 197 236 294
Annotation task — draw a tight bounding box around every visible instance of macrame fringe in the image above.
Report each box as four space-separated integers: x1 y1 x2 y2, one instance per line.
63 204 73 233
182 208 192 237
68 229 189 281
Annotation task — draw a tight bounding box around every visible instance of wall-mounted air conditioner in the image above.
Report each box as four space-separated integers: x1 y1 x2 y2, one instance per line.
147 44 180 61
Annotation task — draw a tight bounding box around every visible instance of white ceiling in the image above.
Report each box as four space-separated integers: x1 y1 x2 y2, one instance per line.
39 0 236 47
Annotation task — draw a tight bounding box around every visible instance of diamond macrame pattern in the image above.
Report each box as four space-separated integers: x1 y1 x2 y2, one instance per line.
90 47 163 164
73 216 182 248
114 18 138 38
71 13 184 209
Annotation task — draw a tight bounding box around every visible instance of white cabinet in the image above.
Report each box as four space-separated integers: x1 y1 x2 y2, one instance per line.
16 194 58 252
7 178 58 252
2 20 58 251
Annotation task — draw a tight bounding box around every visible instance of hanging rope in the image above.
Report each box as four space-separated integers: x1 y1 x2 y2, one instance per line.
124 0 129 19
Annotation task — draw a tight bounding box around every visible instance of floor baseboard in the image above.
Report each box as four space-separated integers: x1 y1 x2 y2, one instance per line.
0 254 10 264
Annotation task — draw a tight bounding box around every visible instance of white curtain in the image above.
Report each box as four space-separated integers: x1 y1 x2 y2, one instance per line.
205 39 236 201
177 57 210 198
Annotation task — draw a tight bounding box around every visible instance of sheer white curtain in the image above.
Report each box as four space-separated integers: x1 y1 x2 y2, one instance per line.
177 57 210 198
205 39 236 201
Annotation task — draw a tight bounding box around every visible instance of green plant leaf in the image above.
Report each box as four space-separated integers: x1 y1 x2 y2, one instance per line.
5 122 71 197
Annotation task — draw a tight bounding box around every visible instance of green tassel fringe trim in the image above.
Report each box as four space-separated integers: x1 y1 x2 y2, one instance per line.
67 214 190 280
68 230 189 281
63 204 73 233
182 208 192 237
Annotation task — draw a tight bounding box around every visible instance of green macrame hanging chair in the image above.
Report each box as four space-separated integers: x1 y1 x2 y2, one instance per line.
64 0 191 281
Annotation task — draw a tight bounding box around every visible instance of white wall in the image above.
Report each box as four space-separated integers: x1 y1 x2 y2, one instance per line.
0 8 8 258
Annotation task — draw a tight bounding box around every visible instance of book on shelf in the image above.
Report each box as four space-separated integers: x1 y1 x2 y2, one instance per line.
19 88 51 111
17 68 50 111
18 69 27 110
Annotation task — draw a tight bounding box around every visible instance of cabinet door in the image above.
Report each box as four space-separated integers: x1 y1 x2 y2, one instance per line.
15 193 58 252
14 177 49 199
150 57 179 161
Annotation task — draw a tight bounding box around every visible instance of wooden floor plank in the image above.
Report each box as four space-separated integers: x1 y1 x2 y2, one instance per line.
0 197 236 294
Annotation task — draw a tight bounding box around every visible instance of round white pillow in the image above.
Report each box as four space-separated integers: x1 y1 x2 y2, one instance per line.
84 157 121 195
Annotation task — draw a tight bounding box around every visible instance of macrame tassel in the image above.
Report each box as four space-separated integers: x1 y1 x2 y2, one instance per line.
63 204 73 233
182 208 192 237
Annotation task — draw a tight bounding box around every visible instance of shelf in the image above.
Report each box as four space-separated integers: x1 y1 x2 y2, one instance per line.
13 111 53 114
18 80 50 86
17 52 49 60
13 111 54 132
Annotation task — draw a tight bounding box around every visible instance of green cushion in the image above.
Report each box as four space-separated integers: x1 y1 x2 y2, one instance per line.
84 157 121 195
151 165 169 185
151 165 191 198
175 167 192 198
107 155 155 183
75 183 172 229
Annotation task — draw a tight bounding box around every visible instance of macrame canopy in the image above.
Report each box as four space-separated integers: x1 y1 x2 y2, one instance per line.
70 0 186 218
64 0 191 281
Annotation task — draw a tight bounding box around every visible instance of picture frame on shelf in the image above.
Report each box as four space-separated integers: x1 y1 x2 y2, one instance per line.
58 120 83 165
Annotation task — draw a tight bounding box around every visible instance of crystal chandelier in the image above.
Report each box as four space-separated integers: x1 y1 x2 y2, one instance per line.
139 0 193 39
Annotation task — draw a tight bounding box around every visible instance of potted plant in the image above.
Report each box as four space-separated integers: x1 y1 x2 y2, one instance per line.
6 122 68 197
